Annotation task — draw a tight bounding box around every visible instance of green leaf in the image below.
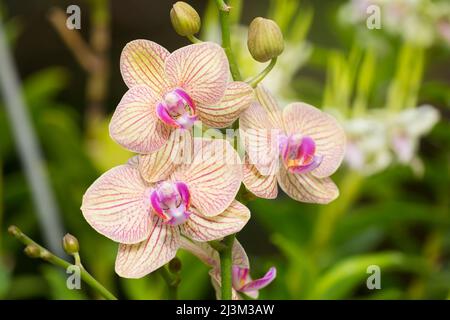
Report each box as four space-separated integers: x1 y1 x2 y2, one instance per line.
309 252 431 299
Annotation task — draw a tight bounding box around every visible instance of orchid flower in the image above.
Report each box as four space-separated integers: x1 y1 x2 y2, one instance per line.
180 238 276 300
81 138 250 278
239 86 346 204
388 104 440 170
110 40 253 154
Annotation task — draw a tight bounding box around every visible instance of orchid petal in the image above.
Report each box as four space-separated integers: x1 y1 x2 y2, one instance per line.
109 85 172 154
240 267 277 292
138 130 192 183
174 138 243 217
81 165 152 244
277 165 339 204
198 81 254 128
243 160 278 199
240 102 280 176
283 103 346 178
115 217 180 278
120 40 169 95
254 85 284 129
181 200 250 241
165 42 229 106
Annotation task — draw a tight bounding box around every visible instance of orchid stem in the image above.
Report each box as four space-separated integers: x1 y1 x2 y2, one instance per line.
187 35 202 44
219 234 235 300
158 266 179 300
215 0 242 81
8 225 117 300
247 58 277 88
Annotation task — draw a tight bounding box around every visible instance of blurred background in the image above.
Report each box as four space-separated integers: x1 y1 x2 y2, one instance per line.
0 0 449 299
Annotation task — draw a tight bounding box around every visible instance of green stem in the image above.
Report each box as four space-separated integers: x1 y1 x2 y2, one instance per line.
220 234 235 300
215 0 241 81
158 266 179 300
187 35 202 44
247 58 277 88
8 225 117 300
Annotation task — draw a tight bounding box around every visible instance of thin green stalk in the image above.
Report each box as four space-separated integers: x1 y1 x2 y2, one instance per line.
215 0 241 81
220 234 235 300
8 225 117 300
187 35 202 44
158 266 179 300
247 58 277 88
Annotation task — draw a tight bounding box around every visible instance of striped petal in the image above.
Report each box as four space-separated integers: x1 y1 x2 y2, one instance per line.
240 102 281 176
120 40 169 95
283 103 346 178
115 217 180 278
243 161 278 199
277 165 339 204
165 42 229 106
110 85 172 154
198 81 254 128
180 200 250 241
81 165 152 244
138 130 192 183
254 85 284 129
173 138 243 217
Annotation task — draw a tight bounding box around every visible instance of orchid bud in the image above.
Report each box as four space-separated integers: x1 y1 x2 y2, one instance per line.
170 2 201 37
247 17 284 62
24 244 41 258
8 225 20 237
62 233 80 255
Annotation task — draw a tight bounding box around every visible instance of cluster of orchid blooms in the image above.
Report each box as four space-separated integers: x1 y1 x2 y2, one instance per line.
80 2 346 299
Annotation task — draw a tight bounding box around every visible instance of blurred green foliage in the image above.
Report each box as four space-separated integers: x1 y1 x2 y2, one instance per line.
0 0 449 300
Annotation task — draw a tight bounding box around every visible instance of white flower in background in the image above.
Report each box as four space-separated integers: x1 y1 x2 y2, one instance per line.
331 104 440 176
334 111 392 175
340 0 450 48
388 105 440 172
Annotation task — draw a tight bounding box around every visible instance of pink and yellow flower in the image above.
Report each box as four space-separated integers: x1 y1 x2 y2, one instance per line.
240 86 346 203
181 238 276 300
110 40 253 154
81 138 249 278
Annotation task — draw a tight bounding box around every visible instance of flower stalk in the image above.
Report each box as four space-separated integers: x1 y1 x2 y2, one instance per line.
219 234 235 300
8 225 117 300
247 58 277 88
215 0 241 81
158 265 180 300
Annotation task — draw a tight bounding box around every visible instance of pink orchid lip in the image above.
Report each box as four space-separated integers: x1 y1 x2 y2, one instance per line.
150 181 191 226
156 88 198 129
279 134 323 174
232 266 277 293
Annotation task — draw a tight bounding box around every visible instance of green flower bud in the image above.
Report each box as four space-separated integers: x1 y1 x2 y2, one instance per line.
8 225 20 237
247 17 284 62
24 244 41 258
62 233 80 255
170 2 201 37
168 257 182 273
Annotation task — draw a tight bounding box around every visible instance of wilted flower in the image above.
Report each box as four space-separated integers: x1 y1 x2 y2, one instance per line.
110 41 253 154
81 138 249 278
239 86 346 203
180 238 276 300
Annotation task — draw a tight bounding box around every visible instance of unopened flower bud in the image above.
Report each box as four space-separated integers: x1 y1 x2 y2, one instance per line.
8 225 20 237
170 2 201 37
168 257 182 273
62 233 79 255
24 244 41 258
247 17 284 62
